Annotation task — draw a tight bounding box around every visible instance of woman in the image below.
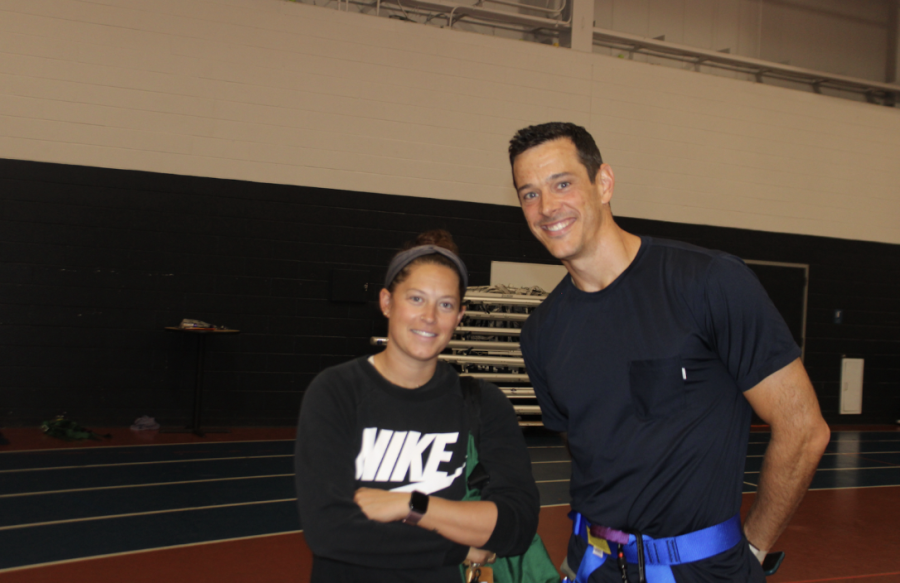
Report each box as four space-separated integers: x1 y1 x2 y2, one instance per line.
295 230 540 583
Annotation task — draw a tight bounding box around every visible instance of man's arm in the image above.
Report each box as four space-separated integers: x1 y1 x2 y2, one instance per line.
742 358 830 556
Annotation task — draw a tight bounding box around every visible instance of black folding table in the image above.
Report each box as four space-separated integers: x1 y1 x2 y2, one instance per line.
164 327 240 437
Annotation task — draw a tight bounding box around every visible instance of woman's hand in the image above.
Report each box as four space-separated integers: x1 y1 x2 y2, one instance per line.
354 487 410 523
465 547 497 565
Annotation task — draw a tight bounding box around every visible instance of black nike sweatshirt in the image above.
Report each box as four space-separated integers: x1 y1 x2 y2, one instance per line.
295 357 539 583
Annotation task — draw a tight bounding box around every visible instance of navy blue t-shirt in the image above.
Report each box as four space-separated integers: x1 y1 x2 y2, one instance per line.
521 237 799 582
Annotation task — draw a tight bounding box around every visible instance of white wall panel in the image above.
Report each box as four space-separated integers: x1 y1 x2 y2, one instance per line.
760 0 889 81
736 0 761 58
684 0 716 49
648 0 684 43
594 0 615 30
613 0 651 37
712 0 740 53
1 0 899 244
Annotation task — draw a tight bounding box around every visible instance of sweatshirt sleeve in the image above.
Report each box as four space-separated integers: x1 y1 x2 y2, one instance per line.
294 368 468 569
475 382 541 556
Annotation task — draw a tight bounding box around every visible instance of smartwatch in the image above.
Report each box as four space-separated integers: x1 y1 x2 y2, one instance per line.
402 490 429 525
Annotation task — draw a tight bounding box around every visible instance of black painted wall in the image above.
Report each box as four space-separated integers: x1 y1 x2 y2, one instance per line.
1 158 897 427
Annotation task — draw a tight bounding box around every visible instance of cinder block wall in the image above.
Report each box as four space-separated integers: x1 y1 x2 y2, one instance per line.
1 0 898 425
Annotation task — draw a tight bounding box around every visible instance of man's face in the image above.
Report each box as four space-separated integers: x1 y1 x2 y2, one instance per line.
512 138 612 264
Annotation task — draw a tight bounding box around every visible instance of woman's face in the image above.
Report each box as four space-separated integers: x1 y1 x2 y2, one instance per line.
380 262 465 365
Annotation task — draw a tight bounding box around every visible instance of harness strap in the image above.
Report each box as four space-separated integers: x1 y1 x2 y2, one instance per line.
567 512 743 583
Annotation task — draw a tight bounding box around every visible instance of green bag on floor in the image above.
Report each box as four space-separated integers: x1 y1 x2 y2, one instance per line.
41 417 108 441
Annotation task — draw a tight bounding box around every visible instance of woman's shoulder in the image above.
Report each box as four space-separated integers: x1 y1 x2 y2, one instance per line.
315 355 369 380
305 356 372 399
465 379 516 419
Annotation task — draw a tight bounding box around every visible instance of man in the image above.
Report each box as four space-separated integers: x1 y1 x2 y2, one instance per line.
509 122 830 583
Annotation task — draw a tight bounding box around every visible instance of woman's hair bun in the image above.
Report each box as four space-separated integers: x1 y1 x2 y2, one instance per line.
389 228 465 296
410 229 459 255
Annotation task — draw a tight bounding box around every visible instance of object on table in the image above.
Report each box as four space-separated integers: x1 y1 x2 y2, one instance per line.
130 415 160 431
179 319 212 329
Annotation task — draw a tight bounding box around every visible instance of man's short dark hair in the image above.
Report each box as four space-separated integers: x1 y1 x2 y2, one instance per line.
508 122 603 183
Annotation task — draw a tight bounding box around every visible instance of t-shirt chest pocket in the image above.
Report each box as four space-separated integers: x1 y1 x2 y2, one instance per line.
628 355 686 421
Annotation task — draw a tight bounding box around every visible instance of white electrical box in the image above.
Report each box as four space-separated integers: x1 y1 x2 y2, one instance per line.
839 358 864 415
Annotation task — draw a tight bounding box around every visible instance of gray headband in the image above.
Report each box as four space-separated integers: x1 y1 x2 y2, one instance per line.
384 245 468 290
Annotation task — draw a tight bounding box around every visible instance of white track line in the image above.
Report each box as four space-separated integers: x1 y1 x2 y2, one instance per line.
745 451 900 458
749 438 900 445
744 465 900 474
808 484 900 492
0 530 303 574
0 439 294 454
0 473 293 499
0 454 292 474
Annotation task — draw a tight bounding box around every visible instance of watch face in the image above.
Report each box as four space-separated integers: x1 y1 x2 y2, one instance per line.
402 491 429 525
410 491 429 513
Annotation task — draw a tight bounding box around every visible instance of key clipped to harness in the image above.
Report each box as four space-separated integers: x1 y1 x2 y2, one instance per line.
466 563 494 583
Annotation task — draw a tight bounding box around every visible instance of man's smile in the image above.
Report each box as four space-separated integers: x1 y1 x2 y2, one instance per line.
541 217 576 234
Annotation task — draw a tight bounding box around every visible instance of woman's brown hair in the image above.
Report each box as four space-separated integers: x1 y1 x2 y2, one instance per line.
387 229 466 300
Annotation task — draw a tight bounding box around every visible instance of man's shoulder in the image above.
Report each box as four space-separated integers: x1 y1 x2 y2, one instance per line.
643 236 748 281
646 236 732 263
522 275 571 337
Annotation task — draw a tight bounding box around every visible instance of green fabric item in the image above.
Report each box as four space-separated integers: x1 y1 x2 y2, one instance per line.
40 418 105 441
459 433 560 583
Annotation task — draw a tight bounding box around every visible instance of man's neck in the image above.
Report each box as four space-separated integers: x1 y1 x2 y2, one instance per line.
563 223 642 293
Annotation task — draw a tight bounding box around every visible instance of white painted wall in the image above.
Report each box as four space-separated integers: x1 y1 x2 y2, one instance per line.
594 0 762 56
1 0 899 244
761 0 890 81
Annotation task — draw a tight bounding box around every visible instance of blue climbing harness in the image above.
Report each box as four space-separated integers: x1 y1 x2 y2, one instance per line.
565 512 743 583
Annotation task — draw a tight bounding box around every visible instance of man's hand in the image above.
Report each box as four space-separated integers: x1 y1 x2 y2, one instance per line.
743 358 830 553
354 487 410 523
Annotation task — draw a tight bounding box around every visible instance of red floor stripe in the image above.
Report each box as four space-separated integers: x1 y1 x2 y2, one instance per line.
0 532 312 583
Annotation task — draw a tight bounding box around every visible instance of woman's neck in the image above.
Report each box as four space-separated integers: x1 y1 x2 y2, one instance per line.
371 349 437 389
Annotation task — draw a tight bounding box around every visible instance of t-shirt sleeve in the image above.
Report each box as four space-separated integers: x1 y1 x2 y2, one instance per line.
294 370 467 569
521 318 568 432
701 255 801 392
476 382 541 557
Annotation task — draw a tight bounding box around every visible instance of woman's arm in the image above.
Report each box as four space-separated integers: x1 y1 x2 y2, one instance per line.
354 488 498 547
473 382 541 556
354 381 540 557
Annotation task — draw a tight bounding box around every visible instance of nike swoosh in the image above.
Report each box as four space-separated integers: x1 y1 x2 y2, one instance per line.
389 462 466 495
